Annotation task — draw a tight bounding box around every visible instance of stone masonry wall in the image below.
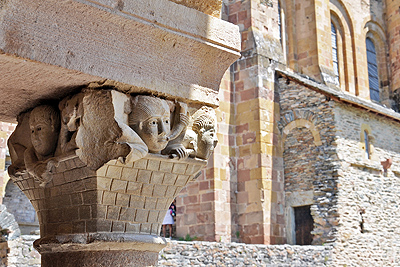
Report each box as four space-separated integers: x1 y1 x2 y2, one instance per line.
158 240 333 266
176 69 236 242
277 77 339 245
332 102 400 266
3 181 37 225
283 127 317 193
7 235 41 267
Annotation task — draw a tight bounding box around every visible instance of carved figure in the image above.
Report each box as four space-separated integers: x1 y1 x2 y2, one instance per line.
24 105 60 185
163 106 218 160
110 90 148 163
74 89 135 169
129 95 173 154
162 101 190 159
57 92 84 155
7 112 31 177
189 106 218 160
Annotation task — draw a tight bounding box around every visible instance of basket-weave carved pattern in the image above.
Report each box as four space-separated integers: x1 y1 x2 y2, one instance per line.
13 154 206 237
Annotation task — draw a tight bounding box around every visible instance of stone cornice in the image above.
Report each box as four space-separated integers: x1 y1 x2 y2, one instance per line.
277 69 400 123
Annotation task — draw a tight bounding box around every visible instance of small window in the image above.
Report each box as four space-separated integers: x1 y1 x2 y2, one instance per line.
364 130 370 159
366 38 379 102
294 205 313 245
278 1 282 44
331 22 339 85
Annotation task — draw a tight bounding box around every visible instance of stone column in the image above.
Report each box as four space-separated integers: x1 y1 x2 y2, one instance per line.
0 0 240 266
386 0 400 109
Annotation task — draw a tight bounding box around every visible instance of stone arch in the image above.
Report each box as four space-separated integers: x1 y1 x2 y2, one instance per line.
363 21 390 105
0 205 20 241
279 110 322 148
2 180 38 234
280 110 323 245
329 2 355 93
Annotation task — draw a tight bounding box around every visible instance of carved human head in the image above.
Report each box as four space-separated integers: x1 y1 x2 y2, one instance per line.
29 105 60 157
129 95 171 153
191 106 218 160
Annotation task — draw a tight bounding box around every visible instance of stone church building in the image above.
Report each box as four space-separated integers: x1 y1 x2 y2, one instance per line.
0 0 399 266
174 0 400 265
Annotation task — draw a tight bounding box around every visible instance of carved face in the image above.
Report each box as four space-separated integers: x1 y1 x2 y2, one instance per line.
130 96 171 153
29 106 60 158
135 114 171 153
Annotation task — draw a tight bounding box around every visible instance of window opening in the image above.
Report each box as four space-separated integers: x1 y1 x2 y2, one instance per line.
364 130 370 159
278 1 282 44
331 22 339 85
366 38 379 101
294 205 313 245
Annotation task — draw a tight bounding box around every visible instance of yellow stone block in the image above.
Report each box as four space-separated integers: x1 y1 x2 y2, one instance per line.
229 147 236 157
236 110 257 125
250 168 261 180
220 168 227 181
236 136 243 146
251 143 261 154
245 202 262 213
220 145 230 156
218 101 232 113
213 180 223 190
249 120 261 131
260 143 273 155
237 99 259 114
258 179 272 190
258 98 274 110
239 145 251 157
216 133 224 143
246 180 261 203
250 167 271 181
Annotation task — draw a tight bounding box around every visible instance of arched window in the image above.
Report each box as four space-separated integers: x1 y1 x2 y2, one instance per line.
366 38 379 102
364 130 370 159
278 1 282 44
331 22 339 85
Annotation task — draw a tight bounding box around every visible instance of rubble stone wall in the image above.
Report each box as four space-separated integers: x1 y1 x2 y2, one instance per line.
3 182 37 225
7 235 40 267
332 102 400 266
158 240 332 266
277 77 339 245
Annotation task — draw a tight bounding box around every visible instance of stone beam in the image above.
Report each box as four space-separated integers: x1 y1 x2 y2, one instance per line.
0 0 240 122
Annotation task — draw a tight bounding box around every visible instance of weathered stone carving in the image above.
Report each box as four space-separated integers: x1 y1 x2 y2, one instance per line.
7 89 220 266
176 106 218 160
8 90 218 185
163 105 217 160
129 95 189 157
129 95 172 154
57 92 84 155
191 106 218 159
73 89 147 170
24 105 60 186
8 112 31 177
